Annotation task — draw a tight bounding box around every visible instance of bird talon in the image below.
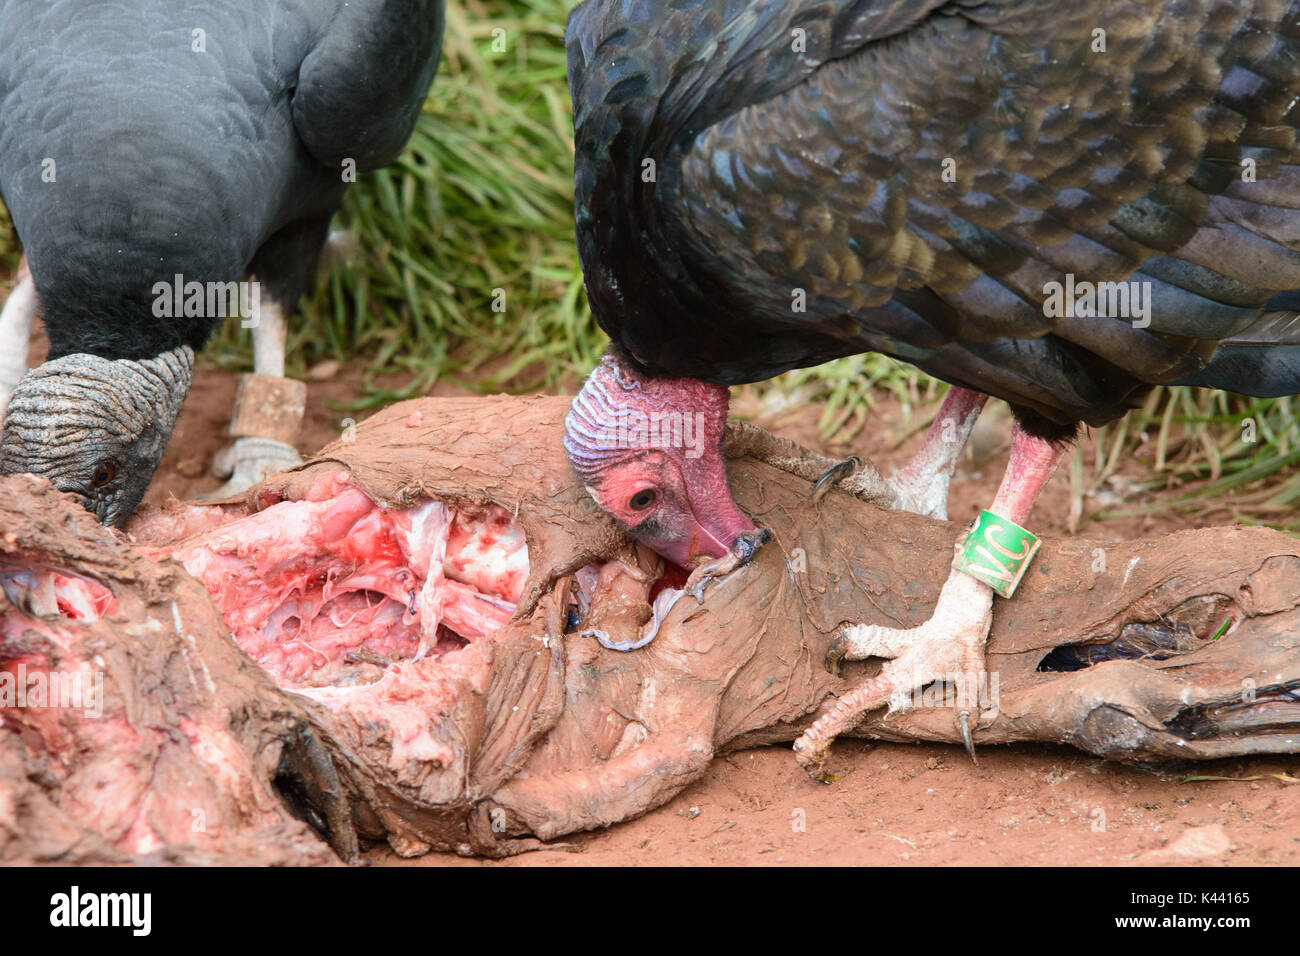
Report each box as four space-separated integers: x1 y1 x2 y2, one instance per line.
958 708 978 765
792 737 836 783
810 456 862 503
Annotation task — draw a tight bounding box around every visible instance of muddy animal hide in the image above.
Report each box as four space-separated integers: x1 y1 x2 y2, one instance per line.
2 394 1299 860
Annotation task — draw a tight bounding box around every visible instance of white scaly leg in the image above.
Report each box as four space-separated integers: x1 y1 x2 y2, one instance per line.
0 257 37 418
208 297 305 497
251 295 289 378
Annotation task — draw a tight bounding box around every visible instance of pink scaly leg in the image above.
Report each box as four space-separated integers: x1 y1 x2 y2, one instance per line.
794 421 1067 780
889 386 988 519
813 386 987 519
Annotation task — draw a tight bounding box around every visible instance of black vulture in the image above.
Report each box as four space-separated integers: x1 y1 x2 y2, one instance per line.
0 0 444 524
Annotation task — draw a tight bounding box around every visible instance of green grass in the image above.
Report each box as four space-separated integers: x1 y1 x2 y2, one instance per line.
1088 388 1300 533
1 0 1296 527
221 0 918 415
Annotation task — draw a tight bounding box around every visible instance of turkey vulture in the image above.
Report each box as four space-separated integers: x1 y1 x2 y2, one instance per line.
562 0 1300 774
0 0 444 525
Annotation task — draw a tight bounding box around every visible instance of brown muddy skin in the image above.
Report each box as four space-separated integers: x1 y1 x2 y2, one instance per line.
3 394 1300 860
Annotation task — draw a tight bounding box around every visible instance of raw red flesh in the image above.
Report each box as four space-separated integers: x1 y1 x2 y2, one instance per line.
444 509 528 601
138 474 530 687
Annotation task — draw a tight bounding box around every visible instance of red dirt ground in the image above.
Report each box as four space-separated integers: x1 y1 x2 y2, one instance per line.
17 326 1300 866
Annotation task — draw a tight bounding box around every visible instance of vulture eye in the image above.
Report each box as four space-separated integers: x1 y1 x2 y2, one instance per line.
628 488 658 511
91 462 116 488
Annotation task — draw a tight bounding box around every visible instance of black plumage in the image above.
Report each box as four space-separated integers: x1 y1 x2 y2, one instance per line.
0 0 443 362
567 0 1300 439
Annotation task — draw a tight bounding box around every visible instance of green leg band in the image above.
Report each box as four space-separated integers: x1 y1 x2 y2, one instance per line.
954 509 1041 599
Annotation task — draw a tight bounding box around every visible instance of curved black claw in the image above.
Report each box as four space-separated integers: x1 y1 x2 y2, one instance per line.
811 456 862 503
825 632 850 678
958 709 979 766
792 738 840 784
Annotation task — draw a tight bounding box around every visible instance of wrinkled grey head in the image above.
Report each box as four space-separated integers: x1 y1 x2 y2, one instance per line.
0 347 193 527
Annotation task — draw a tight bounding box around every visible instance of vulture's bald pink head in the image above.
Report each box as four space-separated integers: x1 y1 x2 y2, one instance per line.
565 350 761 569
